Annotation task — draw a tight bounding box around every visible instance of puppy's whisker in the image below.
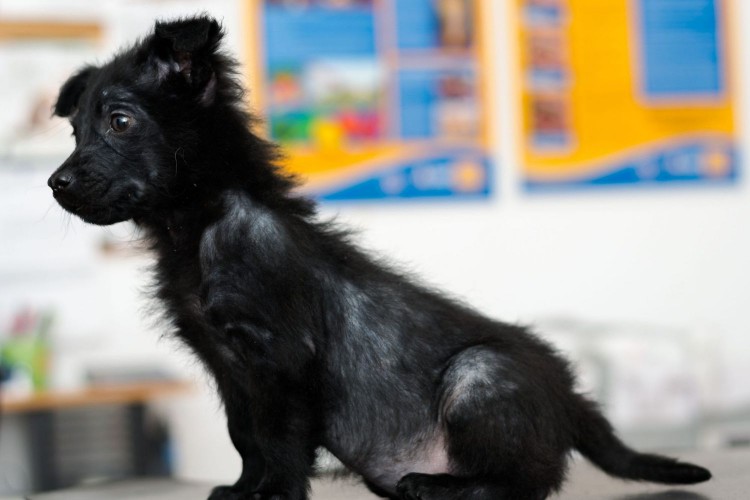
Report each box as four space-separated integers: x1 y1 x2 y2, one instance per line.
23 121 66 140
59 210 73 238
39 202 57 222
174 146 183 176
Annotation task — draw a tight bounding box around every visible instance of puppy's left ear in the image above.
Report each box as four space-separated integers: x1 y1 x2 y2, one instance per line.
54 66 97 117
148 16 223 100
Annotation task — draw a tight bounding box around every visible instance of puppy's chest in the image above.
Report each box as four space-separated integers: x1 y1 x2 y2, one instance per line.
157 258 207 325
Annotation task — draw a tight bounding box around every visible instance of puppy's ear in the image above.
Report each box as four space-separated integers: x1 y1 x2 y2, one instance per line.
148 16 223 100
54 66 97 117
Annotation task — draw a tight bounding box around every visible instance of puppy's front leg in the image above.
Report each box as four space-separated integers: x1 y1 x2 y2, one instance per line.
202 295 318 500
199 198 320 499
207 381 265 500
249 384 317 500
208 396 315 500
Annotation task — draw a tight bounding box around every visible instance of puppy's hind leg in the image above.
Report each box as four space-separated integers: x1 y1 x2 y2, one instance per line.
423 345 571 500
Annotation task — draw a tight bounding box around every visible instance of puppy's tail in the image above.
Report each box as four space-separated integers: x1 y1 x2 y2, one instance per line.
573 398 711 485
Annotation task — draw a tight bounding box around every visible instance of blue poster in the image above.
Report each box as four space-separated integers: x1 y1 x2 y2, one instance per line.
258 0 493 202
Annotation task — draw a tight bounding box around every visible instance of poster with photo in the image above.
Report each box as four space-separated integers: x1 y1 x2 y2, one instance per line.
248 0 494 201
516 0 737 190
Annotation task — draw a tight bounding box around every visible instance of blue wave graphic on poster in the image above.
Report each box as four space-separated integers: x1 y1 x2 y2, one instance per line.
525 139 738 191
317 149 493 201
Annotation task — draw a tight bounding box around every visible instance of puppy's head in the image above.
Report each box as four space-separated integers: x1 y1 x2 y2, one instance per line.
48 16 225 225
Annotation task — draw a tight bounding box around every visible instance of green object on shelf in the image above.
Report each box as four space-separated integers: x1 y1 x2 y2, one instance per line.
1 309 53 391
1 336 49 391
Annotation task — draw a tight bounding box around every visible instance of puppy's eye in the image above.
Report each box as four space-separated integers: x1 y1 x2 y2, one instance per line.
110 113 132 133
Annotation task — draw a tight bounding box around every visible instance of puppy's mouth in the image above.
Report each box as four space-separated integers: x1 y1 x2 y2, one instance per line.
53 191 131 226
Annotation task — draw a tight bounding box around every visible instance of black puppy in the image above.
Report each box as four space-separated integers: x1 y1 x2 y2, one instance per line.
48 16 710 500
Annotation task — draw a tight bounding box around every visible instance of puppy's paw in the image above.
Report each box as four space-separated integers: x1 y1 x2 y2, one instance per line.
396 473 456 500
255 493 302 500
208 484 258 500
396 473 429 500
253 484 308 500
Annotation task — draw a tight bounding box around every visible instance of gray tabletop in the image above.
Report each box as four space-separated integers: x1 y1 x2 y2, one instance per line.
26 448 749 500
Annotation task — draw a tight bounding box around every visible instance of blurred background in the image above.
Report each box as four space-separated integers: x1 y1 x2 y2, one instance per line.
2 0 750 496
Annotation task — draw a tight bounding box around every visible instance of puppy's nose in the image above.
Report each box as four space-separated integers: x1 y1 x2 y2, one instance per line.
48 172 73 192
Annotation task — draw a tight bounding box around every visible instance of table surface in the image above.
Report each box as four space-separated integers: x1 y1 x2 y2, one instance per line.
0 381 190 414
23 448 749 500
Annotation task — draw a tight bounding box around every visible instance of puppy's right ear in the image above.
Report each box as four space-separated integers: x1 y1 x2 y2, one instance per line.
143 16 223 104
54 66 97 117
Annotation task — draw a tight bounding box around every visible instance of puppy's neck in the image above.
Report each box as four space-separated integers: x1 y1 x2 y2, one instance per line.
137 195 223 254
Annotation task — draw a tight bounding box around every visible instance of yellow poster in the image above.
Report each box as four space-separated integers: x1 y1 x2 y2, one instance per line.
516 0 737 190
245 0 494 202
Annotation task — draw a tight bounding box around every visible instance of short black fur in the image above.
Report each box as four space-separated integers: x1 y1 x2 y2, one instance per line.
48 16 711 500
